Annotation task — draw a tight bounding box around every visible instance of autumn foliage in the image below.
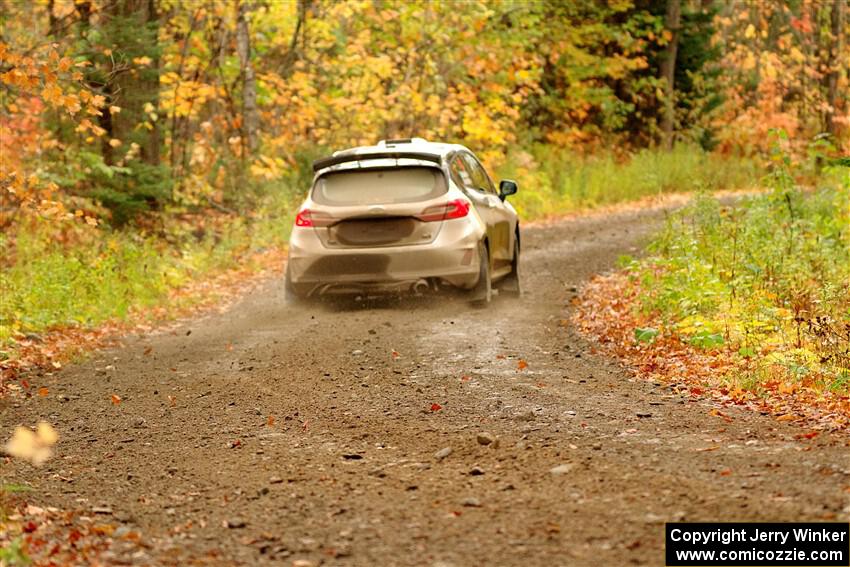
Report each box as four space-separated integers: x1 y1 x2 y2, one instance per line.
0 1 848 387
574 152 850 430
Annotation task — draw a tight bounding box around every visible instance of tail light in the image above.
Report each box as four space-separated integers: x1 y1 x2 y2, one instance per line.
416 199 471 222
294 209 334 227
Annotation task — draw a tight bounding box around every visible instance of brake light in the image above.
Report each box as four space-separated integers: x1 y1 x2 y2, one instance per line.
416 199 471 222
294 209 333 227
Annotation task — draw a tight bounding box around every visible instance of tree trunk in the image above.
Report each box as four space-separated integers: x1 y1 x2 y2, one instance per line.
111 0 161 167
825 0 845 138
660 0 681 150
236 1 259 155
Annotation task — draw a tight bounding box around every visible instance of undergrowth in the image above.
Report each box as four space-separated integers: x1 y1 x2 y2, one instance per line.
630 148 849 393
496 144 761 219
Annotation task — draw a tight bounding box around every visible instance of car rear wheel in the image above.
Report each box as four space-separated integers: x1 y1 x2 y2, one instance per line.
470 243 492 306
499 237 522 297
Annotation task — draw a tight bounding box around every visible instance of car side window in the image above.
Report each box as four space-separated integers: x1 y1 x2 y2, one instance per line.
450 155 475 189
462 153 496 195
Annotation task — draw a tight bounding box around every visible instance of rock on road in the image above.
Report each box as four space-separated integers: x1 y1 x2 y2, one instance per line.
4 207 849 566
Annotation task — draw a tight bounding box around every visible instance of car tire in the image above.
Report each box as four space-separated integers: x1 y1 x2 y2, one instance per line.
470 242 492 306
499 237 522 297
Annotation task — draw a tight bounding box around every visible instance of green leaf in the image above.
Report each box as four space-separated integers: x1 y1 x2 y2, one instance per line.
634 327 659 343
738 346 756 358
689 331 724 349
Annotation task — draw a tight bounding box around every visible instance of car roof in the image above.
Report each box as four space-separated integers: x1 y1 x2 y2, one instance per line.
334 138 467 159
312 138 471 174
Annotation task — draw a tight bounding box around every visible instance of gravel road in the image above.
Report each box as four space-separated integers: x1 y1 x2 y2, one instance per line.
4 206 848 566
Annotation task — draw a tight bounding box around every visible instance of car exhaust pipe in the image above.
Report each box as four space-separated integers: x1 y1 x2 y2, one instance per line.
411 279 430 295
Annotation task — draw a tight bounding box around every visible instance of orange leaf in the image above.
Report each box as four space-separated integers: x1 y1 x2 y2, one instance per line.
267 415 275 427
795 431 819 440
517 359 528 370
391 349 400 359
111 394 121 405
38 387 49 397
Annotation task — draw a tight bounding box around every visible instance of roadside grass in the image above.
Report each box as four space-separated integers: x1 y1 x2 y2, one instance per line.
575 153 850 427
496 144 761 220
637 164 849 393
0 146 761 372
0 209 292 353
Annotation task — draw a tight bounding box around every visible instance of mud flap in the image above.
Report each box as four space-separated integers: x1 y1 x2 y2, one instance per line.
470 243 493 305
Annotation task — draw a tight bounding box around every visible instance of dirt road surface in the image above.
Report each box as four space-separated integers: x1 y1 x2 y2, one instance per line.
4 207 849 566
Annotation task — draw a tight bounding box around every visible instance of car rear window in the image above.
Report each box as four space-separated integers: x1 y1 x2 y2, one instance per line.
312 167 447 206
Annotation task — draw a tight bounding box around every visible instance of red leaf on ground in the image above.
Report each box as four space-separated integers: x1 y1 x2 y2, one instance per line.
111 394 121 405
430 403 442 412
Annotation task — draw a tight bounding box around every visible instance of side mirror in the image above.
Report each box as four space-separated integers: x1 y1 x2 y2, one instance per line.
498 179 518 201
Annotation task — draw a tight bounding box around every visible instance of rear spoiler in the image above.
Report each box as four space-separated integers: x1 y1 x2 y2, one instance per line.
312 151 442 173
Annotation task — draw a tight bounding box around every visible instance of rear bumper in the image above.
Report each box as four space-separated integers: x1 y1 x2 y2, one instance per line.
287 219 483 295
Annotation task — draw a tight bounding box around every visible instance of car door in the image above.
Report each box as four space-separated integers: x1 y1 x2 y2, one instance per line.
461 153 513 273
449 153 498 250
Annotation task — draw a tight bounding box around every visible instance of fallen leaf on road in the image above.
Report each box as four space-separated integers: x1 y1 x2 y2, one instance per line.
517 359 528 370
111 394 121 405
709 408 733 423
795 431 819 440
430 403 442 412
4 421 58 466
38 387 49 397
391 349 400 359
143 346 153 356
267 415 275 427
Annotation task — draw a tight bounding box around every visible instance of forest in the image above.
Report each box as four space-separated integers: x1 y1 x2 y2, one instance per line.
1 1 849 564
1 0 848 345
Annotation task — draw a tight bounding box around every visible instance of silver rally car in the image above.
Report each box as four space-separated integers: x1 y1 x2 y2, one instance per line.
285 138 521 305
